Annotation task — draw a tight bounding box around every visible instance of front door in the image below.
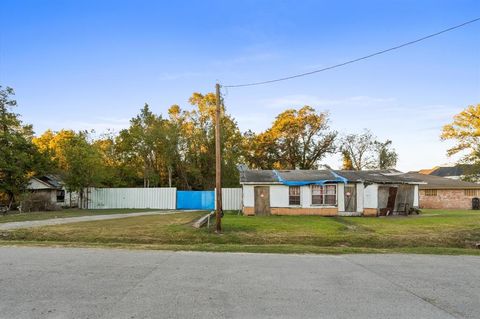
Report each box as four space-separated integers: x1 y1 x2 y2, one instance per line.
344 184 357 212
254 186 270 216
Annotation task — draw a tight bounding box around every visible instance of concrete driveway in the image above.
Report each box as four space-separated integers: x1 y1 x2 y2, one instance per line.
0 247 478 319
0 211 180 230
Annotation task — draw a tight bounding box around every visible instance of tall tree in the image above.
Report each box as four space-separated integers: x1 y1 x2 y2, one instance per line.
375 140 398 169
59 132 104 207
340 129 398 170
244 106 337 169
116 104 172 187
173 92 244 189
0 86 47 208
441 104 480 179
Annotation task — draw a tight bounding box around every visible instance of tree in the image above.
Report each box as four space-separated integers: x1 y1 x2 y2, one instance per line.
116 104 173 187
340 130 376 170
341 150 354 170
0 86 47 208
441 104 480 179
60 132 104 207
340 129 398 170
375 140 398 169
34 129 106 207
244 106 337 169
173 92 244 189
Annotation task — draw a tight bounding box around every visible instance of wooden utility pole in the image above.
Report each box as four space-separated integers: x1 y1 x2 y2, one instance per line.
215 83 223 232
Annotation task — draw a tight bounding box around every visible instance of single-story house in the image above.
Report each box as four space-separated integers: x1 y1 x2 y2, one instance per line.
239 169 423 217
418 164 479 181
404 172 480 209
27 175 77 208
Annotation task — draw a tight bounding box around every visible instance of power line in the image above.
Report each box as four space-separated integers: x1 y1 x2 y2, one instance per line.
223 17 480 88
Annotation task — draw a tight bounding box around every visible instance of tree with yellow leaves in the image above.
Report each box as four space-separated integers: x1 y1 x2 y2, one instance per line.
441 104 480 179
244 106 337 169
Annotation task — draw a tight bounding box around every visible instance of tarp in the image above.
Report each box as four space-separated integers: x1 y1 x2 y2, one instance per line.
272 170 348 186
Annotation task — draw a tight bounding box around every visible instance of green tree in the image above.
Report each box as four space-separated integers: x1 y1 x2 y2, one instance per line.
173 92 244 189
244 106 337 169
116 104 172 187
375 140 398 170
58 131 104 207
0 86 47 208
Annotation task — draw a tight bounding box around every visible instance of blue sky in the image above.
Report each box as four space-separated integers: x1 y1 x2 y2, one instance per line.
1 0 479 171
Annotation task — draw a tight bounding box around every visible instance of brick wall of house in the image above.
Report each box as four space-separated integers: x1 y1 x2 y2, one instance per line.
242 206 338 216
419 189 479 209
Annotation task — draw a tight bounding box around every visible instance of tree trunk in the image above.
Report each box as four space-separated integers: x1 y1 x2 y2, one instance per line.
168 166 172 188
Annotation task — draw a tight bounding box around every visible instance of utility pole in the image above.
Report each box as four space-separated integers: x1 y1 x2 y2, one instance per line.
215 83 223 233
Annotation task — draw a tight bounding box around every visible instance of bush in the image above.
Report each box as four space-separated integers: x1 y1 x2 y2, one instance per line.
20 192 60 212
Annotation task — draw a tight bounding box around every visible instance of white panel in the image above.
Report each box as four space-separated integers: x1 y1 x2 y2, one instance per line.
243 185 254 207
86 188 176 210
357 183 365 212
337 183 345 212
363 184 377 209
413 185 419 207
221 188 242 210
300 186 310 208
270 185 289 207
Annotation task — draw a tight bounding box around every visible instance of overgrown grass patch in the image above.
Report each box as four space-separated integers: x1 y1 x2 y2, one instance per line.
0 208 162 223
2 209 480 254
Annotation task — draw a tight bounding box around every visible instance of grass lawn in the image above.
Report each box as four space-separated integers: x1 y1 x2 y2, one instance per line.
1 209 480 255
0 208 160 223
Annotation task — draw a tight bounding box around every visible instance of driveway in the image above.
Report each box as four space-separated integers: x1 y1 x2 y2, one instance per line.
0 211 180 230
0 247 478 318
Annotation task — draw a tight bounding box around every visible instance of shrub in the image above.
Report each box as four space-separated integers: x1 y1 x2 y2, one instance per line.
20 192 60 212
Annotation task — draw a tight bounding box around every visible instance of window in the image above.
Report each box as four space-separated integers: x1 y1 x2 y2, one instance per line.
424 189 437 196
289 186 301 205
56 190 65 203
465 189 479 196
311 185 337 205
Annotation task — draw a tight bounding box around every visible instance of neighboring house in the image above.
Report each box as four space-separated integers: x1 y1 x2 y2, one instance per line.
404 172 480 209
239 169 422 217
419 164 479 181
27 175 77 208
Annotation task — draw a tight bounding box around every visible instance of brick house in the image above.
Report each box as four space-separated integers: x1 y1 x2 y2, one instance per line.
239 169 422 217
404 172 480 209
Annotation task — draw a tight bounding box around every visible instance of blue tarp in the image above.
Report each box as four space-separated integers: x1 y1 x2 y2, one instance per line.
272 170 348 186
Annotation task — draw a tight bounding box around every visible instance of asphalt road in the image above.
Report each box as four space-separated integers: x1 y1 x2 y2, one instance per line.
0 247 478 319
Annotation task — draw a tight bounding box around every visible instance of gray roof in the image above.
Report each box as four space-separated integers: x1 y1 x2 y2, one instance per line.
334 170 422 184
404 172 480 189
240 169 423 184
240 170 278 183
428 164 478 177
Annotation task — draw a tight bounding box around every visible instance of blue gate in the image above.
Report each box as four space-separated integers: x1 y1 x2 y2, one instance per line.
176 191 215 210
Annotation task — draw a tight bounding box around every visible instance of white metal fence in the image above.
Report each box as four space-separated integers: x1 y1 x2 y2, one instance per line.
84 187 243 210
221 188 243 210
86 188 177 209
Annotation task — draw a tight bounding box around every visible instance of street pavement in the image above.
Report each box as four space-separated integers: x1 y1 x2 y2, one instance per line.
0 247 478 318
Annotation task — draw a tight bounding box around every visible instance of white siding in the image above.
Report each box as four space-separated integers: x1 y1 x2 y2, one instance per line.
243 185 255 207
363 184 378 209
270 185 290 207
413 185 419 207
337 183 345 212
86 188 176 209
243 184 341 209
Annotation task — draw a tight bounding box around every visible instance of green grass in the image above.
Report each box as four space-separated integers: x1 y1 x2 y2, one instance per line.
0 208 161 223
1 209 480 255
